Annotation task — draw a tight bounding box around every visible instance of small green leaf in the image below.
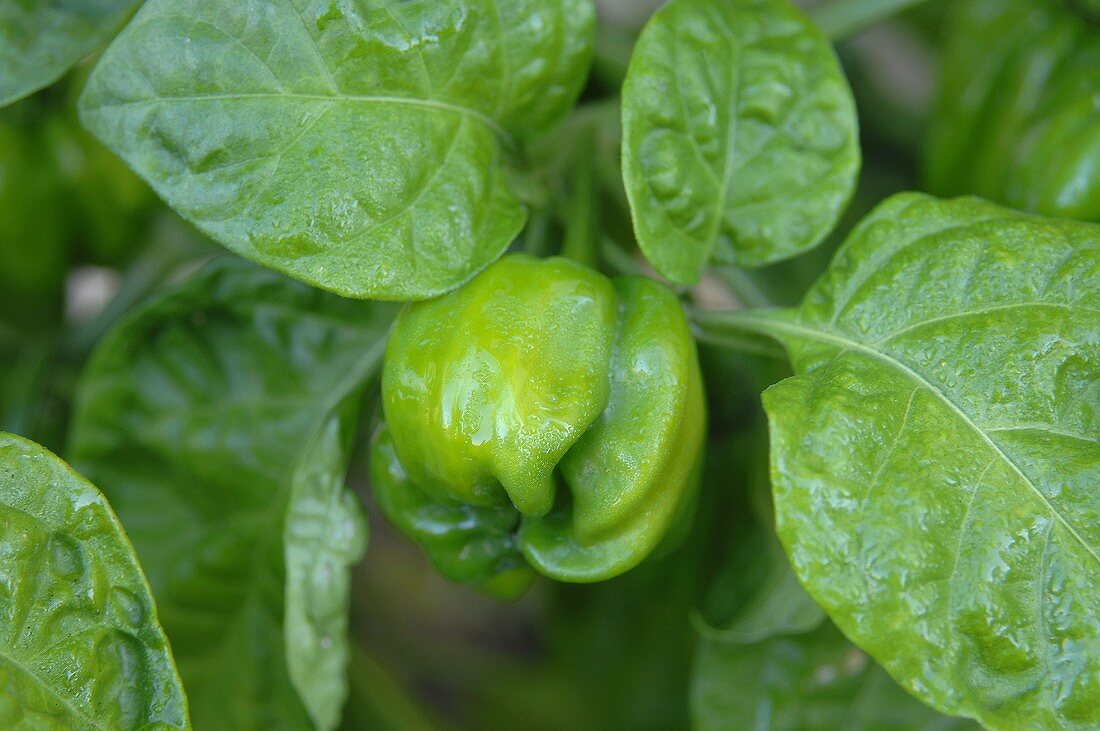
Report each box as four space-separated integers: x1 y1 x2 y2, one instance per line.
284 412 368 731
725 193 1099 729
0 432 189 730
0 0 140 107
693 623 978 731
80 0 595 300
70 259 396 730
621 0 859 282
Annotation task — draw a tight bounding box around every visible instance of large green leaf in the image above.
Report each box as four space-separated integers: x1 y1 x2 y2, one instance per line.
80 0 595 300
621 0 859 282
691 433 970 730
0 432 189 729
697 193 1100 728
70 259 396 730
0 0 140 107
693 623 977 731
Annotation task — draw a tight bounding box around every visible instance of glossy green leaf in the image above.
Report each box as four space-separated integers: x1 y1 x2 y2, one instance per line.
621 0 859 282
70 259 397 730
925 0 1100 222
80 0 595 300
693 623 978 731
692 436 970 730
701 193 1100 728
0 432 189 730
0 0 140 107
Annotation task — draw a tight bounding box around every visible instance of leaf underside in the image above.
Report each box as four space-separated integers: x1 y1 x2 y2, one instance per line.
761 193 1100 729
0 0 140 107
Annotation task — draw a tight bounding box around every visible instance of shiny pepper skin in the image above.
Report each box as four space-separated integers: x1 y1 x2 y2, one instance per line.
372 254 705 596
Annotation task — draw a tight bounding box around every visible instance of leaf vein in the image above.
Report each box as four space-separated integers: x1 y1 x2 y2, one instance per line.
0 650 108 731
946 458 996 641
85 91 510 144
873 301 1096 346
755 315 1100 567
287 0 339 93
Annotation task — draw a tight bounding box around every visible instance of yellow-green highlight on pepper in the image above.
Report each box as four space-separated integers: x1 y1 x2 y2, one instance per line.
374 254 705 593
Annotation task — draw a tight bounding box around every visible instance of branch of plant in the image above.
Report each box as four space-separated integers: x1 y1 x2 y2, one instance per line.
714 265 776 310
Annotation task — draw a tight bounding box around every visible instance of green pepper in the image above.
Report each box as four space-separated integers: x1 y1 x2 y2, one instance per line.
372 254 705 595
925 0 1100 222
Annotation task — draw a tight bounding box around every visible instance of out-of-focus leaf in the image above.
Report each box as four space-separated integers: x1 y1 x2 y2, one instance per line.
699 193 1100 729
925 0 1100 222
1069 0 1100 23
621 0 859 282
697 531 824 645
0 113 70 332
80 0 595 300
0 432 189 729
692 623 977 731
47 66 158 266
0 0 141 107
70 258 396 730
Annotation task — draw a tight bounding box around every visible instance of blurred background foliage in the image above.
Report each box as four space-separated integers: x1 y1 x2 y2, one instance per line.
1 0 1094 728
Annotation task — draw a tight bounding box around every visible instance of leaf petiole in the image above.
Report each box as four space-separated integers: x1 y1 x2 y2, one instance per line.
690 308 790 360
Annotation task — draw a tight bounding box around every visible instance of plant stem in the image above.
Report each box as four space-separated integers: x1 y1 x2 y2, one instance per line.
521 205 555 257
599 236 644 276
690 307 790 360
715 266 775 310
692 307 789 337
1 338 54 437
560 128 599 268
810 0 931 40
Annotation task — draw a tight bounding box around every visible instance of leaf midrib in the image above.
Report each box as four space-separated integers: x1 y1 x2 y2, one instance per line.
0 647 108 731
704 20 741 258
84 91 511 145
750 313 1100 568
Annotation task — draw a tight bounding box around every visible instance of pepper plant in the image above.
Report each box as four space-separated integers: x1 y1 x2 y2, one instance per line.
0 0 1097 729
